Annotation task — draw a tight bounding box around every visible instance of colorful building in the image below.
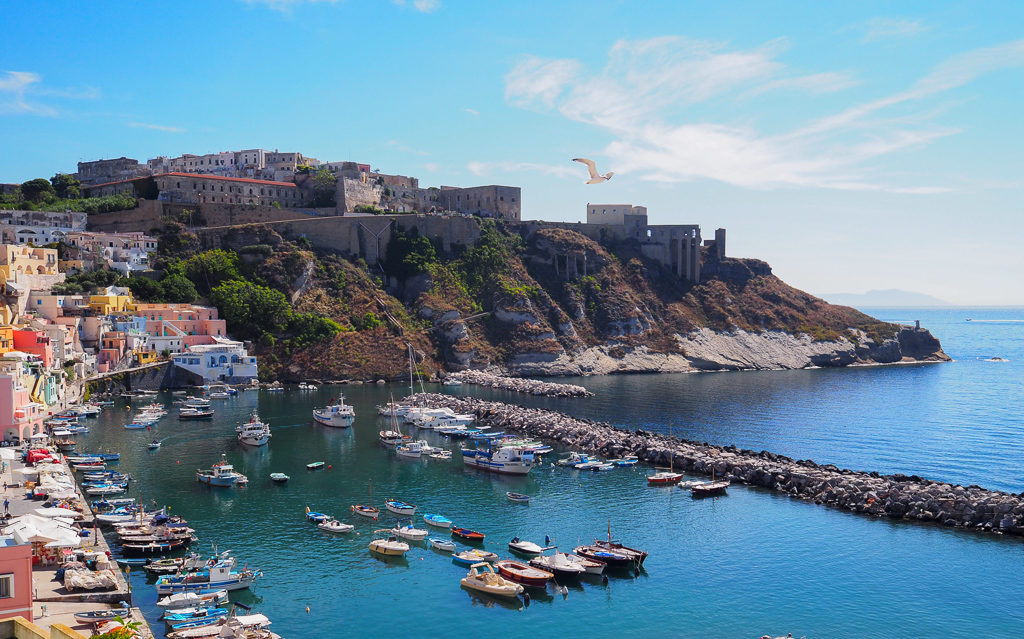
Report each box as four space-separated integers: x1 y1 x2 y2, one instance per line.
171 336 258 383
0 373 45 442
0 537 34 622
11 330 51 370
0 246 58 280
133 303 228 354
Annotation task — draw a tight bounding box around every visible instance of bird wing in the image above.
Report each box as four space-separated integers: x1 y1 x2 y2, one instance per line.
572 158 601 179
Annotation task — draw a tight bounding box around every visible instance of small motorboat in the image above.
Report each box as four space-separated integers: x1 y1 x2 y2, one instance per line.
495 559 553 588
451 526 485 542
506 492 530 503
162 607 229 623
270 473 290 483
122 538 192 556
156 589 230 610
508 537 547 556
115 558 148 568
441 378 463 387
369 530 410 556
429 538 456 552
452 549 499 566
148 441 162 450
395 442 422 459
391 522 428 541
529 552 596 578
73 606 131 624
384 499 417 516
306 461 325 471
461 562 523 598
318 519 354 533
305 509 330 524
351 504 380 520
423 513 452 529
610 456 638 466
429 450 452 460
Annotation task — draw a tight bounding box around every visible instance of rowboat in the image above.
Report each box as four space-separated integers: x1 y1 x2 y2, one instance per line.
530 552 603 578
574 537 648 567
691 478 730 497
318 519 354 533
422 513 452 529
369 530 409 556
305 510 330 524
451 526 485 542
162 608 228 624
156 590 229 610
122 538 192 556
269 473 289 483
115 558 148 567
73 606 131 624
451 549 499 566
429 538 456 552
351 505 380 520
610 456 638 466
495 560 553 588
508 537 547 556
306 461 325 470
391 522 428 541
461 562 523 598
506 492 530 503
384 499 417 516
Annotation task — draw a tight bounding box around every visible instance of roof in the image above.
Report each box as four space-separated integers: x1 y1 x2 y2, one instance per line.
84 172 299 190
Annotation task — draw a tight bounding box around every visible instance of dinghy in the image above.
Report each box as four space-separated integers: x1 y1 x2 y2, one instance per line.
73 606 131 624
451 548 499 566
384 499 417 516
508 537 547 556
305 461 325 470
450 526 485 542
269 473 289 483
391 522 428 541
318 519 354 533
422 513 452 529
429 538 456 552
506 492 530 503
495 560 553 588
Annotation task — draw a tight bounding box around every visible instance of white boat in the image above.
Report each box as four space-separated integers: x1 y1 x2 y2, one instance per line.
313 392 355 428
529 552 599 577
379 430 405 446
429 537 456 552
235 411 271 447
461 445 536 475
318 519 354 533
391 523 428 541
395 441 422 459
208 392 230 399
369 530 409 556
461 562 523 598
196 455 246 487
508 537 548 556
384 499 417 516
429 450 452 460
156 590 230 610
184 397 212 408
441 379 463 387
423 513 452 529
155 561 260 594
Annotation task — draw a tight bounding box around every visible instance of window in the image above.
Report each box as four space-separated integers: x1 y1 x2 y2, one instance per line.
0 573 14 598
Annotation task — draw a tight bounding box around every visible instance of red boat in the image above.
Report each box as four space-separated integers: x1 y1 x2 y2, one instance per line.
646 471 683 485
495 560 553 588
450 527 485 542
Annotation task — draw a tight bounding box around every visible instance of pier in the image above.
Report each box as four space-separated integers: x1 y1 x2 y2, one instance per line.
418 394 1024 537
444 370 592 397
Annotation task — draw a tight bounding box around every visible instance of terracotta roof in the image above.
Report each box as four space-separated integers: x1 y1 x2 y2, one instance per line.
84 172 298 190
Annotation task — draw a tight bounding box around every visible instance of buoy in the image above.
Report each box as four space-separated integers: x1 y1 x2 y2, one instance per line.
176 461 180 464
523 592 530 606
305 606 310 614
328 465 332 470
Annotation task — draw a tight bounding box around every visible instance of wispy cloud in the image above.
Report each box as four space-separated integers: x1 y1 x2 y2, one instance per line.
127 122 185 133
463 107 479 116
467 161 577 179
863 17 931 43
504 37 1024 193
0 70 98 116
423 162 440 172
392 0 441 12
387 139 429 155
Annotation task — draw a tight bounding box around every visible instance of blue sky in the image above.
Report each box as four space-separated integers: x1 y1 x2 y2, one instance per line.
1 1 1022 305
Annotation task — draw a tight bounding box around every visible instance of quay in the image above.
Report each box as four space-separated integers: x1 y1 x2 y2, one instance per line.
418 394 1024 537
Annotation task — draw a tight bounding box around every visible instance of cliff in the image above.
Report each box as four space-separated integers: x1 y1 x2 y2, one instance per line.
195 221 948 381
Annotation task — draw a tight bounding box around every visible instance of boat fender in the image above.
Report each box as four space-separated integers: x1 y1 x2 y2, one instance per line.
207 559 216 567
602 575 608 585
523 592 530 606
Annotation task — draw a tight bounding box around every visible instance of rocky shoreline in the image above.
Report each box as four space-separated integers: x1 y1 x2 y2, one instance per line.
445 370 591 397
418 394 1024 537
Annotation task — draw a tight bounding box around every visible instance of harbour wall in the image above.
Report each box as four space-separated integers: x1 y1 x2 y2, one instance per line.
418 394 1024 537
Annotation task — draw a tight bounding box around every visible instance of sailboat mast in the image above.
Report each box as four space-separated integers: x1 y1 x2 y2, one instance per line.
408 344 414 397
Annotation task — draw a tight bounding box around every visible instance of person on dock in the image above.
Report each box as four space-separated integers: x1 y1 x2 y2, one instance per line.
3 498 8 515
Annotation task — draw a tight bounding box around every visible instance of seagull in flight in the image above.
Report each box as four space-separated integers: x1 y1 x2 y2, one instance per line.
572 158 614 184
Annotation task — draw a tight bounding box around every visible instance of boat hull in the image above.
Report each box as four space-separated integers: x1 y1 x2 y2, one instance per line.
496 561 552 588
313 412 353 428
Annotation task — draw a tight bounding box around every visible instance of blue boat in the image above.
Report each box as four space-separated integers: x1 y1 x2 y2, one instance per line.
423 513 452 529
115 558 148 567
306 511 329 523
124 423 149 429
80 453 121 461
163 607 228 623
168 614 227 630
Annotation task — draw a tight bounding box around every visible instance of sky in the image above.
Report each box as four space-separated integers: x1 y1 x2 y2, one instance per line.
1 1 1022 305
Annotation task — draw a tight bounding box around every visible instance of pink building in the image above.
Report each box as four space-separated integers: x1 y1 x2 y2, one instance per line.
0 537 33 622
133 304 228 353
97 331 127 372
11 331 51 370
0 375 44 443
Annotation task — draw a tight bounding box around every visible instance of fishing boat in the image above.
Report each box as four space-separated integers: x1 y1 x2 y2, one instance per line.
461 562 523 598
574 528 648 567
450 526 485 542
312 393 355 428
162 608 229 624
451 549 499 566
155 561 260 594
73 606 131 624
179 407 215 420
93 497 135 509
556 452 592 467
422 513 452 529
144 553 209 575
354 479 382 520
156 589 230 610
462 444 536 475
378 429 404 446
149 441 162 450
529 552 600 578
429 450 452 460
305 461 325 470
508 537 548 556
269 473 289 483
196 455 246 487
368 529 410 556
391 521 428 541
506 492 530 503
495 560 553 588
429 538 456 552
235 411 271 447
122 537 192 556
305 509 330 524
86 483 128 496
395 441 422 459
318 519 354 533
95 507 138 524
384 499 417 516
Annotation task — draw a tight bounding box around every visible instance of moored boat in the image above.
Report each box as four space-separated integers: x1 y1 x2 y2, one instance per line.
391 522 428 541
384 499 417 516
313 392 355 428
429 537 456 552
451 548 499 566
306 461 325 470
461 562 523 598
156 589 229 610
495 559 553 588
450 526 485 542
269 473 289 483
508 537 547 556
369 529 409 556
461 444 536 475
73 606 131 624
305 509 330 524
530 552 602 578
691 478 730 497
318 519 354 533
196 455 245 487
154 561 260 594
506 492 530 503
235 411 271 447
422 513 452 529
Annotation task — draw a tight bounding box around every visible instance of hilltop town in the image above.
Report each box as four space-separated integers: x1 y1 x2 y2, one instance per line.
0 146 949 445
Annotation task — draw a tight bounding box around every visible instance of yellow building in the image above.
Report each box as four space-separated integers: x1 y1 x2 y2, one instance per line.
135 349 158 364
0 245 58 281
88 287 134 315
0 326 12 355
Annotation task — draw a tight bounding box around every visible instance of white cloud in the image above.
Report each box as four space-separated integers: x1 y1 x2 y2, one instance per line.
467 161 577 179
423 162 440 172
387 139 429 155
241 0 341 12
863 18 930 43
463 107 479 116
0 70 98 116
412 0 439 12
504 37 1024 193
127 122 185 133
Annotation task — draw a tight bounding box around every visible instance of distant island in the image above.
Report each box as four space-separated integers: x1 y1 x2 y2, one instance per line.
820 289 952 308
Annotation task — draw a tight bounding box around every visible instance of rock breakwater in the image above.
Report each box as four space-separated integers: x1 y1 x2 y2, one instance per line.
445 370 591 397
418 394 1024 537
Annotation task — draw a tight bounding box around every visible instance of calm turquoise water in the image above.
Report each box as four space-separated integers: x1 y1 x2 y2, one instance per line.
76 307 1024 639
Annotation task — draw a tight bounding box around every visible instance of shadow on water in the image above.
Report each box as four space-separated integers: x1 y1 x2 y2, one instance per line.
461 588 524 611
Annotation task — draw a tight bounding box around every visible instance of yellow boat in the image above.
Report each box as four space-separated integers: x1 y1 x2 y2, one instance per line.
460 562 524 598
369 530 410 556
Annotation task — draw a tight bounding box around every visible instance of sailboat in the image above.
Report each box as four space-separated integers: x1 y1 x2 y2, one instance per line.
351 479 381 520
646 427 683 485
379 395 405 446
690 467 730 497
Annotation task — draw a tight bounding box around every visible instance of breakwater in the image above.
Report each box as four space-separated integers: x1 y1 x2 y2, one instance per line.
417 393 1024 537
445 370 591 397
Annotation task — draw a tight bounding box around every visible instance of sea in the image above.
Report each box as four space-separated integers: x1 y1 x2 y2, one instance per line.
74 307 1024 639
